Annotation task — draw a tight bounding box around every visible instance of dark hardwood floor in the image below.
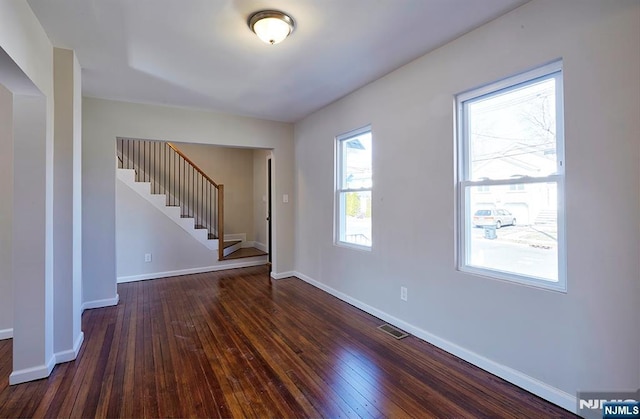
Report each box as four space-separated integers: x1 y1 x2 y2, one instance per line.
0 265 575 418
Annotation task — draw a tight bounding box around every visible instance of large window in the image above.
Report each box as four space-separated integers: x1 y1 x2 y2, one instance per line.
456 61 566 291
336 126 372 249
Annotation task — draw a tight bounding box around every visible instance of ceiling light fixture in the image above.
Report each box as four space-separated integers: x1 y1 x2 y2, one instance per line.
248 10 295 45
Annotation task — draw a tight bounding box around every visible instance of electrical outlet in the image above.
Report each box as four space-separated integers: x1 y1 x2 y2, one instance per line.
400 286 408 301
144 253 152 263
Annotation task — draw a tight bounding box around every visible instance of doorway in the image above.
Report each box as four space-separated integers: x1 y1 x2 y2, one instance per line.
267 156 272 272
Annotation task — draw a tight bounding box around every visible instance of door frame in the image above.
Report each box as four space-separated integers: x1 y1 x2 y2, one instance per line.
266 154 273 271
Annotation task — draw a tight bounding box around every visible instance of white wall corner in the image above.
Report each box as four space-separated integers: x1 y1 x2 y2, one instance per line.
81 294 119 312
9 354 56 385
292 270 577 414
252 241 268 252
54 331 84 364
270 271 296 280
0 328 13 340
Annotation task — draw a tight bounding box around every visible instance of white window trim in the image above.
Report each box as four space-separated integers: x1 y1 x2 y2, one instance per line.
334 125 372 251
456 60 567 292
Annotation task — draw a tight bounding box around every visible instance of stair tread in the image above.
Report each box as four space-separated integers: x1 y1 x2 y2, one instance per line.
222 247 268 260
223 240 242 249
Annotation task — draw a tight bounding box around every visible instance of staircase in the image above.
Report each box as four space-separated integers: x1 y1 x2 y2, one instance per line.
117 138 267 261
116 169 246 258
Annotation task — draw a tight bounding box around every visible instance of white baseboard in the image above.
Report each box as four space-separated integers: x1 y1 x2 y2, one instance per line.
117 260 269 284
55 331 84 364
252 241 268 252
292 270 577 414
270 271 296 280
9 354 56 385
224 233 246 242
0 328 13 340
82 294 120 312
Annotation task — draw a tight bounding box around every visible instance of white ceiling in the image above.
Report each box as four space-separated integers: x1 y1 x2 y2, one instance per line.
27 0 528 123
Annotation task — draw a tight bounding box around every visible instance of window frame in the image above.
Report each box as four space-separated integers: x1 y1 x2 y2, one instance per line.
334 125 373 251
456 61 567 292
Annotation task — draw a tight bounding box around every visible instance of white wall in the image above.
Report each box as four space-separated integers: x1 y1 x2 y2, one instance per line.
293 0 639 412
0 3 53 98
71 44 83 359
53 47 83 361
12 94 53 382
0 83 13 339
0 0 56 384
1 1 83 384
83 98 294 305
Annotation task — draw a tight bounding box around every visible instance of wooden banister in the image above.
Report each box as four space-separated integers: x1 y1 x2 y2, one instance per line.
217 184 224 261
168 142 225 260
166 142 220 188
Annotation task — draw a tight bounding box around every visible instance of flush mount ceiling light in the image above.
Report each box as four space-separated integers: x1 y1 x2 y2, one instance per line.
248 10 295 45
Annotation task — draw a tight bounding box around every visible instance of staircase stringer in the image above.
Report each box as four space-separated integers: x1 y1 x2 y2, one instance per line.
117 168 218 250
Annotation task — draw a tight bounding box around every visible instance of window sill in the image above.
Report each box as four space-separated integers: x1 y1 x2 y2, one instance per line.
458 265 566 293
335 241 372 252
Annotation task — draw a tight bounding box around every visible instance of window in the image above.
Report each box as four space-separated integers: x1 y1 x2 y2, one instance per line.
457 61 566 291
336 126 372 249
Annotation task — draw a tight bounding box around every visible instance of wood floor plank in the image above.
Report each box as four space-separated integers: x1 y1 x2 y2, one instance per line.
0 265 577 418
54 307 107 418
255 280 423 416
150 289 181 419
213 289 321 417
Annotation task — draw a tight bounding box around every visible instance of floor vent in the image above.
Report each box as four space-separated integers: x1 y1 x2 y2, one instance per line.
377 324 409 340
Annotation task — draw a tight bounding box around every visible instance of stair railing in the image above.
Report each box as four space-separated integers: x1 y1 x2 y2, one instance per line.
117 138 225 260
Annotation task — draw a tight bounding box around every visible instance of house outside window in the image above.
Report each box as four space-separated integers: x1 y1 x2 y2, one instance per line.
456 61 566 291
335 126 372 249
